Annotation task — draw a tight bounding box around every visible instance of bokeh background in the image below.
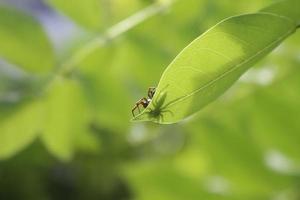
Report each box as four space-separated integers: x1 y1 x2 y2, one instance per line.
0 0 300 199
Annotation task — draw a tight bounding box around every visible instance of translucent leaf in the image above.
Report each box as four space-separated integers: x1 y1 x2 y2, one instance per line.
261 0 300 24
0 6 54 73
133 5 298 124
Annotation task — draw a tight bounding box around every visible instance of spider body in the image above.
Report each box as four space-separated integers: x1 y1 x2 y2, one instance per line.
132 87 156 117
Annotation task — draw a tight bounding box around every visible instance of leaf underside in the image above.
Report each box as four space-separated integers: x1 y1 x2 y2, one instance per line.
132 4 299 124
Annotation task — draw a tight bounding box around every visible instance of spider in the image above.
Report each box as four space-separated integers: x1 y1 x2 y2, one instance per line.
132 87 156 117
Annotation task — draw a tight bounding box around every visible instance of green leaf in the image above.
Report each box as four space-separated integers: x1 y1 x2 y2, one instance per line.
133 3 298 124
0 6 54 73
40 79 96 161
0 101 42 159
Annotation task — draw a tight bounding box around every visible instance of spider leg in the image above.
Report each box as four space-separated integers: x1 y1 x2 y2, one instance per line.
132 98 149 117
137 103 141 112
148 87 156 98
132 104 140 117
132 101 142 117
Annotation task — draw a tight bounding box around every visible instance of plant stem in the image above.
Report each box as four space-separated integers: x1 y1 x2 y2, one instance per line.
58 1 175 76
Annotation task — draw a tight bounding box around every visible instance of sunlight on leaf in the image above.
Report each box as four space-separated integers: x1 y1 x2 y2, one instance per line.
133 1 299 124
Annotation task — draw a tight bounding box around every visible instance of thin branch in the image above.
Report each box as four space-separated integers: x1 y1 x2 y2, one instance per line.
58 2 175 75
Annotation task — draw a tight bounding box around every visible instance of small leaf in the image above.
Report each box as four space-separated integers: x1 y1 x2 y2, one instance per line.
40 79 94 161
0 101 42 159
133 3 298 124
0 6 54 73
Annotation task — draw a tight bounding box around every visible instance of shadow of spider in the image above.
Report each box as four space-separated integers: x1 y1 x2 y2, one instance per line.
147 89 174 123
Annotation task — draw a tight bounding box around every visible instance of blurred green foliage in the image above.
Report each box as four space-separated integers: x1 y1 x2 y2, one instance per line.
0 0 299 199
0 6 54 73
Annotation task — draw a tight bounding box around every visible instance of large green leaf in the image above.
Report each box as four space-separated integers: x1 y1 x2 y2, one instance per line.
0 6 54 73
132 1 299 124
261 0 300 24
0 101 42 159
